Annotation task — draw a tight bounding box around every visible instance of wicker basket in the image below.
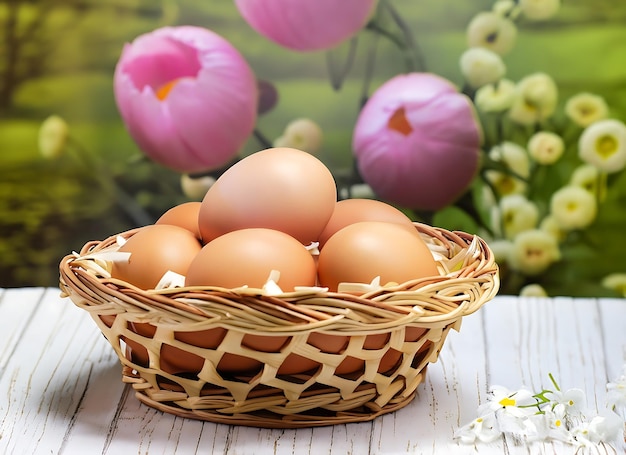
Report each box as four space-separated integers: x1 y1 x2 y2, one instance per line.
59 223 499 428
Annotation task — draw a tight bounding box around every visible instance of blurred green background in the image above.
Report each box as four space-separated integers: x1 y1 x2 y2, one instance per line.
1 0 626 295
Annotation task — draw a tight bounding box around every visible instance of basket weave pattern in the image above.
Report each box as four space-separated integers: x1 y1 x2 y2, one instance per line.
59 223 499 428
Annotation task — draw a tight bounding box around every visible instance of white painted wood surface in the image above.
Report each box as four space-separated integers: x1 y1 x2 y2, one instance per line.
0 288 624 454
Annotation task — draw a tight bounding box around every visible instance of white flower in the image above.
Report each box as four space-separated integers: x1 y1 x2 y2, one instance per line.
180 173 215 200
454 413 501 444
508 229 561 275
519 0 561 21
460 47 506 89
540 215 566 242
534 409 576 443
38 115 69 159
519 283 548 297
493 0 521 19
565 92 609 127
499 194 539 239
273 118 323 154
570 409 624 447
508 73 558 125
466 11 518 56
475 79 516 113
602 274 626 297
569 163 607 201
485 141 530 195
487 239 513 265
606 367 626 412
480 386 538 435
527 131 565 165
550 185 597 231
547 388 587 419
339 183 376 200
579 119 626 173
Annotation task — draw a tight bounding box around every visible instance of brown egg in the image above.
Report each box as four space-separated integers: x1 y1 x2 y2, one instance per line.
317 221 439 292
318 198 415 248
111 225 202 290
155 201 202 239
185 228 317 291
198 147 337 244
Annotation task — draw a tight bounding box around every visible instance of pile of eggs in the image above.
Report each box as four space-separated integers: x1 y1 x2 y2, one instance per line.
110 147 440 293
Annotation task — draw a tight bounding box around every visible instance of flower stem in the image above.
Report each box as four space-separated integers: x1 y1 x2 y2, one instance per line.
380 0 427 72
253 128 273 149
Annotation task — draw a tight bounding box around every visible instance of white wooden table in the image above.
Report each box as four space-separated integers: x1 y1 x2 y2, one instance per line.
1 287 624 454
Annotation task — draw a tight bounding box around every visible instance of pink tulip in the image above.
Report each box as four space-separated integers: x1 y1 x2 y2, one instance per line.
352 73 483 211
114 26 258 173
234 0 377 52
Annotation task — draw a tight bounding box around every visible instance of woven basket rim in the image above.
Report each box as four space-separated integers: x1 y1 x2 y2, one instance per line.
59 222 499 334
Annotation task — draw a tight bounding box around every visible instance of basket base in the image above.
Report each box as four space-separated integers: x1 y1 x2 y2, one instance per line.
132 387 419 428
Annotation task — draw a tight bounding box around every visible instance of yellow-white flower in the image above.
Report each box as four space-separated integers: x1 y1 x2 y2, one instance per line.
578 119 626 173
339 183 376 200
273 118 323 154
38 115 69 159
460 47 506 89
492 0 521 19
569 163 607 201
540 214 566 242
499 194 539 240
180 173 215 200
508 229 561 275
519 283 548 297
466 11 518 56
519 0 561 21
487 238 513 265
550 185 597 231
527 131 565 165
485 141 530 195
508 73 558 125
601 273 626 296
475 79 516 113
565 92 609 128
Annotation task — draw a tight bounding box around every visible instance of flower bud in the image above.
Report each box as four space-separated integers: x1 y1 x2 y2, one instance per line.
508 229 560 276
519 284 548 297
475 79 516 113
485 141 530 196
235 0 377 51
352 73 482 211
519 0 561 21
527 131 564 165
460 47 506 89
38 115 69 159
180 174 216 200
565 92 609 128
508 73 558 125
466 11 517 56
114 26 257 173
273 118 323 154
499 194 539 239
550 185 597 231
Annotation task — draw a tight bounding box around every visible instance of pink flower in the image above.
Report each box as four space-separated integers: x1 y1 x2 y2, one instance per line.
352 73 483 211
114 26 258 173
234 0 377 52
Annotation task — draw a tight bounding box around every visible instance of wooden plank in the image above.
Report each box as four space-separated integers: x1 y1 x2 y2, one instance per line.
0 287 44 372
0 288 124 455
598 298 626 381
